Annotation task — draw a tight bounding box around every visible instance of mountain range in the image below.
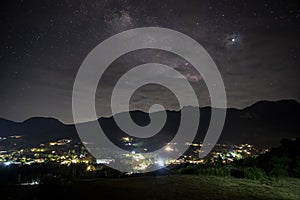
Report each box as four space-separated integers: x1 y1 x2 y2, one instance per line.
0 100 299 149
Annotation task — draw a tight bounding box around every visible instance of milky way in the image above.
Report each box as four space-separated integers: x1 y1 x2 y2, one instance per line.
0 0 299 123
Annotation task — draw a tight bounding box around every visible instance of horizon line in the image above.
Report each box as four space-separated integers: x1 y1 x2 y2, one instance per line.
0 99 298 125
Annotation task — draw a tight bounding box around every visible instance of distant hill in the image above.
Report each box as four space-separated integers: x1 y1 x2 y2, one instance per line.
0 117 78 148
218 99 300 147
0 100 299 148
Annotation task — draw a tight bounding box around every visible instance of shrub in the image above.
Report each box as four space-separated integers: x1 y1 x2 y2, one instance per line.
231 168 245 178
198 166 231 177
179 165 199 175
269 166 289 178
243 167 267 180
268 157 290 178
291 158 300 178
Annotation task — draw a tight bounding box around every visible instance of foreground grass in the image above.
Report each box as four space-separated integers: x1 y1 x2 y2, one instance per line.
1 175 299 200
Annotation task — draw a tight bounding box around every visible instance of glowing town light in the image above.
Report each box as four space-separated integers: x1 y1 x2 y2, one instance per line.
164 146 174 152
87 166 92 171
133 154 145 162
122 137 131 142
4 161 11 166
140 164 147 171
32 180 40 185
156 159 165 167
96 159 113 164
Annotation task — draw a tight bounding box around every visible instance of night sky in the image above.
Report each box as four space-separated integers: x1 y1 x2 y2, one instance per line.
0 0 299 123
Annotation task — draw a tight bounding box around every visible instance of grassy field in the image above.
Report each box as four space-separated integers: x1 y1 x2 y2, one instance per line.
1 175 300 200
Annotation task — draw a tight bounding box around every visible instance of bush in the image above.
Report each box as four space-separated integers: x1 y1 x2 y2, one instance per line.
243 167 267 180
269 166 289 178
291 158 300 178
231 168 245 178
179 165 199 175
198 166 232 177
268 157 290 178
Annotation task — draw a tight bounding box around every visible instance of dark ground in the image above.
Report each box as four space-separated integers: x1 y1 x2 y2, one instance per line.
0 175 299 200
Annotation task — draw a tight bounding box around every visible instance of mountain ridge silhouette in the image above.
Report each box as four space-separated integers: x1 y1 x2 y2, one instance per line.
0 99 299 148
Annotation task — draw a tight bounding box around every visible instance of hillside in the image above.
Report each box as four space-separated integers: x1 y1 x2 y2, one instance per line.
0 100 299 148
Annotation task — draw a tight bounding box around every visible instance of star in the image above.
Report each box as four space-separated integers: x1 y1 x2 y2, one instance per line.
223 34 241 48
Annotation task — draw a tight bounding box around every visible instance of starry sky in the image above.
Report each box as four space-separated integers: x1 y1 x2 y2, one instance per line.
0 0 299 123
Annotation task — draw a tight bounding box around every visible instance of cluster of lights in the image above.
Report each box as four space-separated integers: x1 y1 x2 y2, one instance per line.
50 139 72 146
0 135 267 174
155 159 166 167
21 180 40 185
0 139 93 166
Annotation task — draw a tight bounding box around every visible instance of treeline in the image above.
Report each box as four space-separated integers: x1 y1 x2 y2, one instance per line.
179 138 300 180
